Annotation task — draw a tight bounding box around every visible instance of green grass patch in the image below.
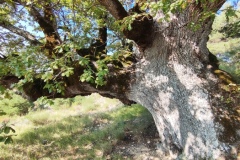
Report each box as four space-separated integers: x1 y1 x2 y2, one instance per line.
0 92 33 117
207 38 240 55
0 94 154 159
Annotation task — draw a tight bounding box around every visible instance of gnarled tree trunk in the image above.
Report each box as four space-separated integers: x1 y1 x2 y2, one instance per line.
1 0 239 159
126 11 239 159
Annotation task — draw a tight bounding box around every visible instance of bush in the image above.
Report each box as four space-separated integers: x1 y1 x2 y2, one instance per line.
0 92 33 116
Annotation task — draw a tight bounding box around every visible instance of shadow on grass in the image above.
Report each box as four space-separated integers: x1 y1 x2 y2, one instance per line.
0 109 6 116
1 104 155 159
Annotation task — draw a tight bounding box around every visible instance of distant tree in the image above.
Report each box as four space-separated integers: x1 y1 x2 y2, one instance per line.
0 0 239 159
208 2 240 83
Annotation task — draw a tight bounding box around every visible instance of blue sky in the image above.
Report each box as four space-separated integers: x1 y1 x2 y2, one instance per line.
226 0 239 8
228 0 239 5
21 0 240 41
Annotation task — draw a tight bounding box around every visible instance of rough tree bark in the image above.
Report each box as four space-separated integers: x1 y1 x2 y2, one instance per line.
99 0 240 159
0 0 239 159
128 14 228 160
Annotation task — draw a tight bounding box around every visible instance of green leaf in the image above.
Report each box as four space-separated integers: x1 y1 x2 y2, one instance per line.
86 76 93 82
0 125 4 133
0 136 4 142
10 127 16 133
80 76 86 82
61 68 74 77
52 64 58 69
0 85 5 94
225 7 238 22
79 58 89 66
80 70 94 83
58 47 63 53
128 24 132 31
4 126 11 134
4 136 13 144
41 72 54 82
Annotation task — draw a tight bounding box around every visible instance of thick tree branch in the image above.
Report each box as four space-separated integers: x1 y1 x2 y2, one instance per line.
99 27 107 47
204 0 226 12
98 0 154 50
28 4 62 51
0 76 19 89
98 0 128 20
122 14 154 50
11 0 62 57
77 25 107 60
27 70 132 104
0 63 134 104
0 20 41 45
26 4 59 37
189 0 226 18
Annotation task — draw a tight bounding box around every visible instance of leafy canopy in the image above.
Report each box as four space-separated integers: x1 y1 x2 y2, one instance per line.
0 0 239 96
0 0 129 92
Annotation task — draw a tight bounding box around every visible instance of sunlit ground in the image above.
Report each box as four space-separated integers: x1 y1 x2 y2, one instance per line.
0 93 157 159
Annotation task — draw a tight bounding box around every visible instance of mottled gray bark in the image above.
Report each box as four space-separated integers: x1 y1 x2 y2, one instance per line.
127 12 238 159
1 1 238 158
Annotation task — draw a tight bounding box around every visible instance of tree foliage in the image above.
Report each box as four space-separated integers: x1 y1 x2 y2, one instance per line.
0 121 15 144
1 0 240 158
0 0 125 96
0 0 237 99
208 1 240 83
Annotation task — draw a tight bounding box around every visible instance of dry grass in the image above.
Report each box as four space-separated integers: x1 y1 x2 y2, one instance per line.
0 94 155 160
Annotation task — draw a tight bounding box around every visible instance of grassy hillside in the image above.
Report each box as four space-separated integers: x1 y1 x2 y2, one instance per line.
207 9 240 83
0 93 160 159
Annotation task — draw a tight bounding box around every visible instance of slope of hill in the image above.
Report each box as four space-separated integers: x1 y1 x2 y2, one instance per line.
0 93 165 159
